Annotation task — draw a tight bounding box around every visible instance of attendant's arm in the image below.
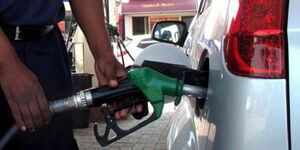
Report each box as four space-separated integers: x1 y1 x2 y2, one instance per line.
0 28 51 131
69 0 144 119
69 0 126 87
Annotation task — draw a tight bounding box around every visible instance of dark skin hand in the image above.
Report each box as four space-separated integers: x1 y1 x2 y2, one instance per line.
94 55 143 119
70 0 143 119
94 51 132 119
0 28 51 131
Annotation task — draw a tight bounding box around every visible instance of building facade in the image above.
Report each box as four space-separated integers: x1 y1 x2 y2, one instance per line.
121 0 197 38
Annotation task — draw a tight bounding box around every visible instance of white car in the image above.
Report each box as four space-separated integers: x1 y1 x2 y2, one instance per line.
137 0 299 149
114 35 158 67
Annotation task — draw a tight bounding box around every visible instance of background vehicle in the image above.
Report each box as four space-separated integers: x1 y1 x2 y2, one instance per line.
150 0 300 149
115 35 159 67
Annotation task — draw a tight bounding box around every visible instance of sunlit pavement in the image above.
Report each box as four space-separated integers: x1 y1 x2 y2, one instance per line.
74 97 175 150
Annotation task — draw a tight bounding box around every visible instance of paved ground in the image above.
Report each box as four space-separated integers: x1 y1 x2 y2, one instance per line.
74 97 175 150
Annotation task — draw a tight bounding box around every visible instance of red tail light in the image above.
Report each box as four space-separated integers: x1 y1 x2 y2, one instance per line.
224 0 287 78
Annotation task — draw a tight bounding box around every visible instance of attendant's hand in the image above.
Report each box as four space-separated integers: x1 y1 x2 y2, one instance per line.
0 61 51 131
94 51 143 119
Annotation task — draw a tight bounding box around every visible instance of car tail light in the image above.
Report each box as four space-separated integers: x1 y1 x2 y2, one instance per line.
224 0 287 78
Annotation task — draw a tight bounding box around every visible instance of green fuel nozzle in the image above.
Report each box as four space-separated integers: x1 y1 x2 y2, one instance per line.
128 67 183 118
128 67 207 119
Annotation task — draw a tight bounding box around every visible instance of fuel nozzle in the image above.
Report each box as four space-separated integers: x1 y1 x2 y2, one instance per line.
49 78 144 114
54 66 206 119
53 67 208 148
0 66 208 149
94 67 208 146
128 67 207 118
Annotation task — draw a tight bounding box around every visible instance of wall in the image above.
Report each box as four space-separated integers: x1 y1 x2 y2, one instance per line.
124 11 196 38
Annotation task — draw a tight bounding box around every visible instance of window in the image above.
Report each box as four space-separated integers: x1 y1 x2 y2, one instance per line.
132 17 149 35
182 16 194 29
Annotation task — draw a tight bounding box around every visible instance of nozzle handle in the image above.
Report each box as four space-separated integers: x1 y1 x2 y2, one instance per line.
90 79 145 107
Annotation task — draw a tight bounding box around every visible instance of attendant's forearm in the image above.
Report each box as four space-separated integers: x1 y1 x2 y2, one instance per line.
69 0 112 59
0 28 21 74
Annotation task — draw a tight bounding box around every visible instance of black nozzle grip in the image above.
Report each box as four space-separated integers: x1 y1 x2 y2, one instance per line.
90 79 144 107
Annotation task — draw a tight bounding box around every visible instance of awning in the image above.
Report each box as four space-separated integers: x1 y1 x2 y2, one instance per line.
121 0 197 14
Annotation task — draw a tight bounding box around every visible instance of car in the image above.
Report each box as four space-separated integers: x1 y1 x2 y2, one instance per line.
136 0 299 149
114 35 159 67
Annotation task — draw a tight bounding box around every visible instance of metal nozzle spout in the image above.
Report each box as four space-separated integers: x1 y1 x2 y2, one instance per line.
182 84 207 98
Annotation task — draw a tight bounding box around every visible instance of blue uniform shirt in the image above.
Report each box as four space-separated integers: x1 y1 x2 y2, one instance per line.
0 0 65 25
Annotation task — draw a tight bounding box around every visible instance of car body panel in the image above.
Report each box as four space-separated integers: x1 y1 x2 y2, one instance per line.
203 73 288 150
287 0 300 149
168 69 289 150
133 43 192 68
168 96 198 150
166 0 290 149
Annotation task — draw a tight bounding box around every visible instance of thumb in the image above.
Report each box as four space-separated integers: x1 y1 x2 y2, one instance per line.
108 80 118 88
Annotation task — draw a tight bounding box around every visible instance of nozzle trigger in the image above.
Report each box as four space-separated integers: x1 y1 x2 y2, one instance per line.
93 104 157 147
